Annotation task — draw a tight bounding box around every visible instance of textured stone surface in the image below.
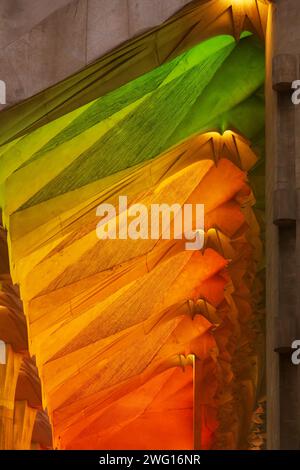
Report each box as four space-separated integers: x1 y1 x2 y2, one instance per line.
0 0 192 107
0 0 74 49
0 50 25 109
275 0 300 55
128 0 188 36
2 0 87 100
87 0 130 63
266 0 300 450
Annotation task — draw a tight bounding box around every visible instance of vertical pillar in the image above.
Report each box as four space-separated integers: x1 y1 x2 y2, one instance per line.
193 355 202 450
13 401 37 450
0 345 22 449
265 0 280 450
267 0 300 449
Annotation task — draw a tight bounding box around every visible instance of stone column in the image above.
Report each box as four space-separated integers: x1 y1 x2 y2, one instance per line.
267 0 300 449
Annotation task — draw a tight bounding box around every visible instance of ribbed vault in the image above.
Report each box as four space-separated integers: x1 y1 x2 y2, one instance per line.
0 0 268 450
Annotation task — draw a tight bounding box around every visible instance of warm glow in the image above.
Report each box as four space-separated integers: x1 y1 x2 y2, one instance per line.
0 0 266 451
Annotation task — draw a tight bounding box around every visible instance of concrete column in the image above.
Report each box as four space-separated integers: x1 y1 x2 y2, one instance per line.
0 346 22 449
267 0 300 449
13 401 37 450
193 355 202 450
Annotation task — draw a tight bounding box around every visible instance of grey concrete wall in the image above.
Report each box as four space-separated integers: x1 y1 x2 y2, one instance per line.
0 0 191 110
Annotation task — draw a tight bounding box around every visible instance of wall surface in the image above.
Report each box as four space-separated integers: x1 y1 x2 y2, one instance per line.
0 0 191 109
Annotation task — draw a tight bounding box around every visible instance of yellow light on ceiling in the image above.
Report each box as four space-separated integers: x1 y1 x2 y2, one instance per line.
231 0 270 4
